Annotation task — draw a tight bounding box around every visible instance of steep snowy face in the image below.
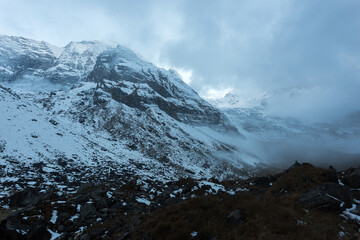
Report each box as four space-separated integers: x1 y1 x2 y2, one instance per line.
208 92 270 109
0 84 189 182
0 36 110 89
87 46 235 128
0 35 56 82
44 41 110 85
0 35 263 180
20 82 258 180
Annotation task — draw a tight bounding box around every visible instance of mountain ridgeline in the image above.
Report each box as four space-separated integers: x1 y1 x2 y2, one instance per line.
86 46 235 127
0 35 257 181
0 35 234 128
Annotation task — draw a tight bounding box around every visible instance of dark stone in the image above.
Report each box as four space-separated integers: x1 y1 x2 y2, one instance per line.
56 159 67 168
299 182 353 211
326 166 338 183
226 209 245 224
344 168 360 188
64 219 73 227
119 232 131 240
78 183 93 193
0 219 25 240
57 212 71 224
31 134 38 138
49 119 59 126
95 198 108 210
72 218 81 227
57 225 65 232
91 188 106 201
351 190 360 200
99 208 109 214
108 202 122 213
78 116 86 123
26 220 51 240
253 177 271 188
80 203 97 221
88 228 106 238
73 193 90 204
163 197 181 207
79 233 89 240
9 188 44 208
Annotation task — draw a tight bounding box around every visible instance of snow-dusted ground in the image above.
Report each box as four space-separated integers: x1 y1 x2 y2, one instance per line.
0 85 189 192
34 82 264 176
0 82 264 201
0 36 271 196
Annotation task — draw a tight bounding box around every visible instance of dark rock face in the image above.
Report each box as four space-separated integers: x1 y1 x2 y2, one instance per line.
299 182 353 210
86 46 236 129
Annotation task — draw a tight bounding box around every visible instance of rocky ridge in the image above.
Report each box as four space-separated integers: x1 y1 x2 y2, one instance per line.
0 162 359 239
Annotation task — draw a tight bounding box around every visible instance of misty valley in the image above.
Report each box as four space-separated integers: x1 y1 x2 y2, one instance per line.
0 35 359 239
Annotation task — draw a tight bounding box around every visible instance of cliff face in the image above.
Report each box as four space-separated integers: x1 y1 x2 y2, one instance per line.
87 46 235 129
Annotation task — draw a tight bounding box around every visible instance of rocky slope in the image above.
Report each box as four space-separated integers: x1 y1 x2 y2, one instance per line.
0 35 264 185
0 162 359 239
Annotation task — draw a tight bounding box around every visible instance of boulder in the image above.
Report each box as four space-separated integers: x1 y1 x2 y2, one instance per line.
108 202 122 213
57 212 71 224
77 183 93 193
95 198 108 210
9 188 45 208
344 168 360 188
91 188 106 201
226 209 245 224
26 220 51 240
0 219 25 240
88 228 106 239
80 203 97 221
325 166 338 183
253 177 271 188
163 197 181 207
299 182 352 210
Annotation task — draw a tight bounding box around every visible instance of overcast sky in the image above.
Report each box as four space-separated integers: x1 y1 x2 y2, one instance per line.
0 0 359 123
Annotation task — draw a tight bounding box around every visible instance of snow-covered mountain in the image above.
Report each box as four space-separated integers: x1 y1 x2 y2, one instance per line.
0 35 266 184
0 35 110 91
0 36 55 82
208 92 271 109
210 93 360 169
